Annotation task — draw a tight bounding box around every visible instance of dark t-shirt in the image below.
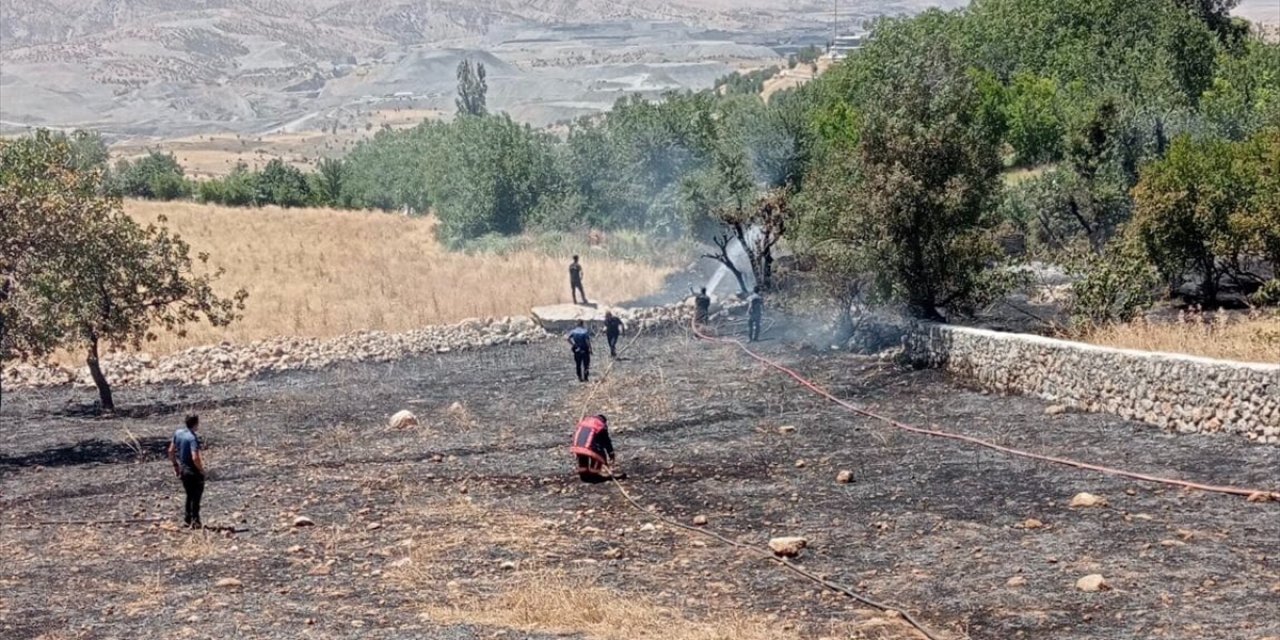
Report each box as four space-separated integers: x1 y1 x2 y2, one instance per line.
747 293 763 317
604 316 623 336
172 427 201 475
569 262 582 284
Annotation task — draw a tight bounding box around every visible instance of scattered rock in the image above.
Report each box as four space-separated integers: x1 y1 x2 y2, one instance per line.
366 522 383 531
1045 404 1067 415
639 523 657 533
794 460 806 468
286 545 303 554
836 470 853 484
1023 518 1044 530
768 536 807 557
307 564 332 576
778 425 796 434
1006 576 1027 587
1076 574 1109 592
692 515 708 526
499 561 517 571
1069 493 1107 508
389 410 418 429
293 516 315 527
214 578 242 588
388 557 412 568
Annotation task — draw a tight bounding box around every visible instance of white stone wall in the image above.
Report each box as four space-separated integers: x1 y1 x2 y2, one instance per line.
901 323 1280 444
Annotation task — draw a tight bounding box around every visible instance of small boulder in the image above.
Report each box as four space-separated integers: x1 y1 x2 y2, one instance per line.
1076 574 1109 592
293 516 316 527
836 470 854 484
1069 493 1107 508
693 515 708 526
215 577 242 588
1023 518 1045 530
1044 405 1067 415
389 410 418 429
768 536 808 557
499 560 517 571
1006 576 1027 587
778 425 796 434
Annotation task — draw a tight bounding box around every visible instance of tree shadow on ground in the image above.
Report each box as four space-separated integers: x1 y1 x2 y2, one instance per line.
55 396 249 420
0 436 170 472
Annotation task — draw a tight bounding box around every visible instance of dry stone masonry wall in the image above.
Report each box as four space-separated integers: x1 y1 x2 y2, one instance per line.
901 323 1280 444
2 302 704 392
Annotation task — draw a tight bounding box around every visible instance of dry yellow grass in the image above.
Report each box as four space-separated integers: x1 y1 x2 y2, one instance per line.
422 571 923 640
112 108 447 178
1082 310 1280 364
119 200 671 356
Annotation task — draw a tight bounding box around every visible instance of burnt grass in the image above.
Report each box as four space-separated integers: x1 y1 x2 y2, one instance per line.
1 323 1278 640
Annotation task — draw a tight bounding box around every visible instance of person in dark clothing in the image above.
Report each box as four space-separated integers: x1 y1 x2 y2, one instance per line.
569 255 588 304
568 320 592 382
570 414 618 483
690 287 711 325
746 286 764 342
168 414 206 528
603 311 625 358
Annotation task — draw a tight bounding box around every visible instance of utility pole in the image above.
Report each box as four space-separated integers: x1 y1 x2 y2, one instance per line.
831 0 838 51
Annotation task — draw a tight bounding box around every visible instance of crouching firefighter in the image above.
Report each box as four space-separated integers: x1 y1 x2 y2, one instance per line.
570 414 623 483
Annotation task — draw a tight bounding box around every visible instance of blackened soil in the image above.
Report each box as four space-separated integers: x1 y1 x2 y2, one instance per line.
1 325 1277 639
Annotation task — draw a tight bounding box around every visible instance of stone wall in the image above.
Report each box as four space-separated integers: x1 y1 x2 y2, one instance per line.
900 322 1280 444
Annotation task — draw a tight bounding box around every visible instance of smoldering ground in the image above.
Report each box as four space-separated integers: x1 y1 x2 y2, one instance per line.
1 326 1276 639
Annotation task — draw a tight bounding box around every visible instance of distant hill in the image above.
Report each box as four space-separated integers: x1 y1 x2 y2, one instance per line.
0 0 887 136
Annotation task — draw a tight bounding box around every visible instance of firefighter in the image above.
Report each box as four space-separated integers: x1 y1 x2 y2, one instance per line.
569 255 588 305
568 320 592 382
746 286 764 342
570 414 618 483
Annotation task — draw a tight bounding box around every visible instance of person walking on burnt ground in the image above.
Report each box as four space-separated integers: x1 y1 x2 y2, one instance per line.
603 311 625 358
168 414 207 529
570 414 624 483
568 320 593 382
569 255 589 305
746 286 764 342
690 287 711 325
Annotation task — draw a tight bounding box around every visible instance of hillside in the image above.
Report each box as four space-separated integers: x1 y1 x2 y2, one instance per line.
0 0 965 138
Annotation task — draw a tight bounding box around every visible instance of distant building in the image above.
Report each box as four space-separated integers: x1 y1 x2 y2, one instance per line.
826 32 869 60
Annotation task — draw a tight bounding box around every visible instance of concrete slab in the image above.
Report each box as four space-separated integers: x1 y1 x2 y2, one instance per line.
531 303 620 333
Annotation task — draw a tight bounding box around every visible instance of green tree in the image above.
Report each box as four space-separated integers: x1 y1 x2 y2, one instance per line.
850 44 1005 320
456 59 488 117
1 130 246 412
1003 73 1064 165
112 151 192 200
0 132 99 409
1129 135 1255 304
314 157 348 207
256 158 312 207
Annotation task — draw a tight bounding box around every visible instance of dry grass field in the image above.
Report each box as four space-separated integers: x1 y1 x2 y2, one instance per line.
112 109 447 179
1082 310 1280 364
120 200 672 356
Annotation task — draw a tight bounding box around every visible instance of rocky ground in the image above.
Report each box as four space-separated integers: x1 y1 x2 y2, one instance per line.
1 317 1278 640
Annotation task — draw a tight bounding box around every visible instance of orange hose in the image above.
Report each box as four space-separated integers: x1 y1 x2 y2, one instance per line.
693 321 1280 503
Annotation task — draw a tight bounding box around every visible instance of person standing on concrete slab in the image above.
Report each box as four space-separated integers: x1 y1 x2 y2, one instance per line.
568 320 593 382
746 287 764 342
603 311 625 358
168 414 206 529
569 255 588 305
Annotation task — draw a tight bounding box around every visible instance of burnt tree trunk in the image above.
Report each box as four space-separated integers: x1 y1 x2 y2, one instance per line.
85 334 114 414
